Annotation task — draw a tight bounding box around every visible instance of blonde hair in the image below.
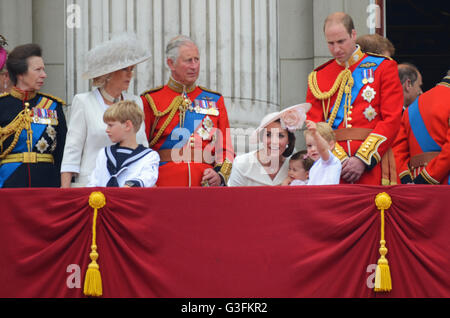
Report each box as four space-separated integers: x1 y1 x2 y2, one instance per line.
92 74 109 87
304 122 336 143
103 100 145 132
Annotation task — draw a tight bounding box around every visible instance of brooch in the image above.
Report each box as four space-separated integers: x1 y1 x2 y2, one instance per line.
36 138 49 153
363 105 377 122
362 86 376 103
196 116 215 140
46 125 57 141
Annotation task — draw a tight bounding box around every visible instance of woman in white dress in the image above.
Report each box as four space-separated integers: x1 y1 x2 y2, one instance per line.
61 33 150 187
228 103 311 186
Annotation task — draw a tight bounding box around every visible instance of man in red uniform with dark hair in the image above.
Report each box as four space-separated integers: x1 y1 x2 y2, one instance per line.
141 35 234 187
393 72 450 185
306 12 403 185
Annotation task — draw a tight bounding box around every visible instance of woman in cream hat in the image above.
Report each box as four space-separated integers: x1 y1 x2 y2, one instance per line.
228 103 311 186
61 32 151 187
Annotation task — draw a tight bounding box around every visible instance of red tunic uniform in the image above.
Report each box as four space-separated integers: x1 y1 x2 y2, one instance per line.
393 76 450 184
141 78 234 187
306 47 403 185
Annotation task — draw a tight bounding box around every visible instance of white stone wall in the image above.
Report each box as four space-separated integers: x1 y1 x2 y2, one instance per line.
0 0 65 100
0 0 375 154
65 0 279 128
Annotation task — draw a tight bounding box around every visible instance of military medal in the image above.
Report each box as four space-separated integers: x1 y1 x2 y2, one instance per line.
207 101 219 116
362 86 376 103
196 116 215 141
362 70 369 85
49 109 59 125
368 68 374 83
46 125 57 140
203 116 214 130
363 105 377 122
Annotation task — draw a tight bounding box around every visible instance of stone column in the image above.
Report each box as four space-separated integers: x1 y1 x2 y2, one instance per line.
32 0 66 100
65 0 279 151
0 0 33 49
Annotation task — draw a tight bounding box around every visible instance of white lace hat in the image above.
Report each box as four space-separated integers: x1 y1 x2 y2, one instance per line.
82 32 151 80
254 103 311 136
250 103 311 144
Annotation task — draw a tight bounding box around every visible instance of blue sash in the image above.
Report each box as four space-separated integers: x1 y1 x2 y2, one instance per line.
0 97 58 187
408 97 447 184
408 97 441 152
329 55 384 129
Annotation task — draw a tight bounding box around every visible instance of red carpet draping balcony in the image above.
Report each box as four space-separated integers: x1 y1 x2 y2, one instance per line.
0 185 448 298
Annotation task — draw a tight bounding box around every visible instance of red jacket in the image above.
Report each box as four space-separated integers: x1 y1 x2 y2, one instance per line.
141 78 234 187
306 47 403 185
393 77 450 184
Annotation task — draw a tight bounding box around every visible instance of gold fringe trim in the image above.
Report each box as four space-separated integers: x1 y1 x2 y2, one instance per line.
83 192 106 297
374 192 392 292
38 92 66 105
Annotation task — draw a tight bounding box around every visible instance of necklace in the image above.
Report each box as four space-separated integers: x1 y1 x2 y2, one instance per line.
100 87 121 103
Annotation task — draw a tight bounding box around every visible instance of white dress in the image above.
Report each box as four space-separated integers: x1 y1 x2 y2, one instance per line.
228 150 289 186
308 150 342 185
61 89 149 186
87 146 160 187
290 179 308 186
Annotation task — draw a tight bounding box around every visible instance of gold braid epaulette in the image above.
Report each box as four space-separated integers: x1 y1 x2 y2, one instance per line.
144 93 184 147
0 92 9 99
366 52 392 61
199 86 222 96
38 92 66 105
140 86 164 96
308 69 354 127
0 104 33 158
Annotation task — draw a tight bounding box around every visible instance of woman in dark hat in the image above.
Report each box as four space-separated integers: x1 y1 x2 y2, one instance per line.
0 43 67 187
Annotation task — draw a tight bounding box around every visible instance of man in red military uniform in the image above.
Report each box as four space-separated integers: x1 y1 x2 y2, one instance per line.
393 73 450 184
306 12 403 185
141 35 234 187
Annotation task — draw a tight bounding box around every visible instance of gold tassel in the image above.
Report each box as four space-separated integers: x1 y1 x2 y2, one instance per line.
374 192 392 292
83 192 106 297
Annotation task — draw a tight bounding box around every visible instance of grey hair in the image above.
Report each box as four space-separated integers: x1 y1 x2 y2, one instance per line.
165 35 197 63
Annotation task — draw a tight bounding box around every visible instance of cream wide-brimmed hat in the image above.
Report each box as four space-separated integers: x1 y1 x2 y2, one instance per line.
252 103 312 141
82 32 151 80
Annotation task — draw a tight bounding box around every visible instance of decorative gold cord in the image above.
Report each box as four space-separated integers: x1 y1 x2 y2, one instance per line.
308 69 354 127
374 192 393 292
145 94 184 147
0 102 33 159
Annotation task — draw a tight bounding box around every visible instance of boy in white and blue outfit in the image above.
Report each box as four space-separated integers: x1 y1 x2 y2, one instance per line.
88 100 159 187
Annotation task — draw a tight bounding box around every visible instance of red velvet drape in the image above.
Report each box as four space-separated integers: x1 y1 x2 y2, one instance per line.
0 185 448 298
